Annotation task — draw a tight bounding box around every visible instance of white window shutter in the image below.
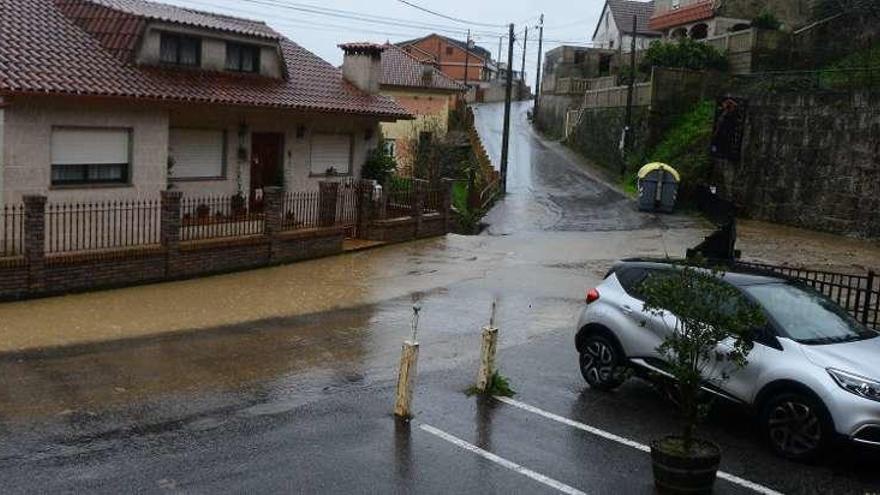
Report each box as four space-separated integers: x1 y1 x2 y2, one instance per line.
310 133 352 175
51 128 129 165
169 128 225 179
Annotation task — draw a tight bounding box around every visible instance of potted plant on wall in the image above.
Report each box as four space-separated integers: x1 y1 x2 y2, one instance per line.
639 264 765 495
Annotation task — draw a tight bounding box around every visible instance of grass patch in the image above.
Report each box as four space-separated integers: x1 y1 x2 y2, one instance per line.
466 371 516 398
648 100 715 183
620 174 638 198
452 180 468 211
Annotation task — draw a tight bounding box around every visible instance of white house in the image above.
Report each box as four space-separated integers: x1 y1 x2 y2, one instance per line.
0 0 411 208
592 0 662 53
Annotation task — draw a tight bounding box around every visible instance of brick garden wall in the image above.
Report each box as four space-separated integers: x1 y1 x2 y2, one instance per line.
0 180 451 301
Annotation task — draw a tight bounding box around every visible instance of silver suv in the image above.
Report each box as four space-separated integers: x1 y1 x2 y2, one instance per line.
575 260 880 460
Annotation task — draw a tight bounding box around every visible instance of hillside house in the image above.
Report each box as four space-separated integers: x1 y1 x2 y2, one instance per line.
375 43 465 173
0 0 410 208
397 34 495 85
648 0 813 39
592 0 662 53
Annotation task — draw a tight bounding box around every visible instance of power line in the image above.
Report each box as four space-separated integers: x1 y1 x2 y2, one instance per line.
170 0 504 56
396 0 508 28
190 0 505 37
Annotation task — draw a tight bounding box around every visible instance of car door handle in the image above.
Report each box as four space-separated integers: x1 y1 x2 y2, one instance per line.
622 305 634 315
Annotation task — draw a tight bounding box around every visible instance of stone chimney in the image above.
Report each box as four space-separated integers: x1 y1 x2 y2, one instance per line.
339 43 385 95
421 64 434 86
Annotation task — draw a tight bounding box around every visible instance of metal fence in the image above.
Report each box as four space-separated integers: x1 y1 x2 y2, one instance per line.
385 180 416 218
423 187 444 214
281 190 321 231
180 195 264 241
735 261 879 329
1 204 24 257
45 198 161 254
336 184 359 237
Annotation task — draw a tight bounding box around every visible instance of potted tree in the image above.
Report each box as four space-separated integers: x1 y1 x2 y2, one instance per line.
640 264 764 495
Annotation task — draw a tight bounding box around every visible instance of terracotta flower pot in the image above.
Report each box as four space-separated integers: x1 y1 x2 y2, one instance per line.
650 436 721 495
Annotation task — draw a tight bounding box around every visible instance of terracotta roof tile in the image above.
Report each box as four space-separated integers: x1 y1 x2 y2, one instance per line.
649 0 715 31
380 44 463 92
89 0 281 39
0 0 411 118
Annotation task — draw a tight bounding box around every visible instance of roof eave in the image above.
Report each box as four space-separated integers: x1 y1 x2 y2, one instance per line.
0 89 412 119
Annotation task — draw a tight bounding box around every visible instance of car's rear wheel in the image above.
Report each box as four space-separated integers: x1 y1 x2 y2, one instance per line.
579 335 625 391
761 392 831 461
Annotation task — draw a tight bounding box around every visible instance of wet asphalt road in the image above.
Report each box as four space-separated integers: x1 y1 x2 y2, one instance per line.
0 102 878 494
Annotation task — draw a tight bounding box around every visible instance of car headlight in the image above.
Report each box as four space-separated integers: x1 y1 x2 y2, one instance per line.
828 368 880 402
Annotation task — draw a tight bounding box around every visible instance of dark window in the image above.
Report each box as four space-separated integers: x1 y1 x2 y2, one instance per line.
226 43 261 73
51 164 128 185
598 54 612 76
418 131 433 147
614 267 649 298
159 33 201 66
445 46 454 55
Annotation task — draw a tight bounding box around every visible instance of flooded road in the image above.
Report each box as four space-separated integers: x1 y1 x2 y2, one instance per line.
474 101 700 234
1 102 879 494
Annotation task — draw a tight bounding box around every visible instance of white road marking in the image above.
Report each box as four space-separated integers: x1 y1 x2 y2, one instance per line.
494 396 784 495
418 424 588 495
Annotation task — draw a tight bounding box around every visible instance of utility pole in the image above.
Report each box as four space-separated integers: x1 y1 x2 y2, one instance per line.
520 27 528 82
622 14 637 176
533 14 544 117
463 29 471 92
497 36 503 80
500 23 515 194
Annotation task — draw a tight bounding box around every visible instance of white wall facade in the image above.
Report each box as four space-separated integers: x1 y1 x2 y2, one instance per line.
0 96 382 204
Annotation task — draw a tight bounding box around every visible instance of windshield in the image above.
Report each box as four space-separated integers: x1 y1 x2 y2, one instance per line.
744 282 878 344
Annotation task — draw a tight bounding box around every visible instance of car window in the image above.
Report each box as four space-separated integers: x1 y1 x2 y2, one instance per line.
744 282 878 344
614 267 648 298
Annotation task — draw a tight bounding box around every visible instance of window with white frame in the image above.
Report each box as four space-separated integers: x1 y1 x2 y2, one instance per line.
382 139 397 157
168 128 226 179
51 128 131 186
310 133 352 175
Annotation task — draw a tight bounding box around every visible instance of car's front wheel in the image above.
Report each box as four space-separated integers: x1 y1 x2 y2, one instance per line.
579 335 626 391
761 392 831 461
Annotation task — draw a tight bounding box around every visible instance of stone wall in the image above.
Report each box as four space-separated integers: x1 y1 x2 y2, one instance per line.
535 94 581 139
566 106 652 171
715 91 880 237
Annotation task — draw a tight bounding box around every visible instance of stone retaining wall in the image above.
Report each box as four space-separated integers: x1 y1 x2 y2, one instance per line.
715 91 880 238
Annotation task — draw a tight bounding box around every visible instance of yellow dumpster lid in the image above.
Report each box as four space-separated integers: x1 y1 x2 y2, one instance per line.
637 162 680 182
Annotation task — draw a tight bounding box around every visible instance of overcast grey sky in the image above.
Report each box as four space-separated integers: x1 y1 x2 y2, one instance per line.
163 0 606 80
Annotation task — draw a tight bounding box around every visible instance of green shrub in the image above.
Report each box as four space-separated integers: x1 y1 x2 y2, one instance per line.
640 38 728 73
649 100 715 183
362 145 397 184
751 11 782 30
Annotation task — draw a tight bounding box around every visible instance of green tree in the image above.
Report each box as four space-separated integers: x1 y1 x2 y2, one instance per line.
639 264 765 453
362 145 397 185
751 10 782 30
640 39 728 73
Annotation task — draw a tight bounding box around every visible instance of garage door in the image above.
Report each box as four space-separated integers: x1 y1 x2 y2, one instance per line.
310 133 352 175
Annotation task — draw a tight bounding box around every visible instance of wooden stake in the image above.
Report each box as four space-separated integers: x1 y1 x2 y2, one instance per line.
476 326 499 392
394 340 419 418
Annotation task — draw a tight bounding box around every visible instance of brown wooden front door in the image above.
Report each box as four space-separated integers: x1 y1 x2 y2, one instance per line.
250 132 285 211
